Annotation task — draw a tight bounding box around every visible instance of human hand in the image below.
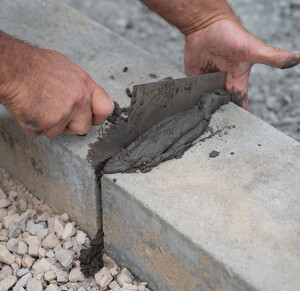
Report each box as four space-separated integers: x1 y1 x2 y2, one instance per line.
0 36 114 138
184 19 300 110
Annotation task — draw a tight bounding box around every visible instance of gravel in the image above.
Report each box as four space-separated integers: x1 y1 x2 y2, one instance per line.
0 168 150 291
65 0 300 141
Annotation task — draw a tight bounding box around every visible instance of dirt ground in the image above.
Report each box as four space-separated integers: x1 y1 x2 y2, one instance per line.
66 0 300 141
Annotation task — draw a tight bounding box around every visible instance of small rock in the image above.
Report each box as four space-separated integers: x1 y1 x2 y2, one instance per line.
138 283 147 291
44 270 56 282
108 281 122 291
15 257 22 269
26 220 44 236
73 241 81 257
77 288 86 291
0 244 15 265
11 262 19 275
32 272 43 281
123 283 138 290
53 217 64 239
62 222 76 241
0 209 7 223
76 231 87 245
2 265 13 276
22 255 35 269
69 268 84 282
3 213 19 229
36 212 51 223
1 229 8 237
51 266 68 283
7 206 18 216
0 274 4 281
63 239 73 250
37 228 48 240
46 257 57 265
42 233 59 249
94 267 113 288
17 269 30 277
117 268 134 286
17 200 27 212
55 248 74 268
60 213 69 222
109 266 119 277
17 241 28 255
0 189 6 199
25 235 40 257
38 247 46 258
0 198 11 208
45 250 55 258
13 272 32 291
45 284 59 291
0 235 7 242
8 211 30 238
26 278 42 291
32 258 52 273
6 237 19 252
0 275 17 291
8 191 18 200
53 243 62 252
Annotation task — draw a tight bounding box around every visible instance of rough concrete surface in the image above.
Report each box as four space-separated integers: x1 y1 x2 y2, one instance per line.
102 103 300 291
65 0 300 141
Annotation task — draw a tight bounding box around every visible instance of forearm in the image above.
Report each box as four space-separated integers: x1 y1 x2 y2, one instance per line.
140 0 239 35
0 31 34 104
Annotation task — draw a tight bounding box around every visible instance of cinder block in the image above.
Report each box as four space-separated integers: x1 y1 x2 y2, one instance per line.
102 104 300 291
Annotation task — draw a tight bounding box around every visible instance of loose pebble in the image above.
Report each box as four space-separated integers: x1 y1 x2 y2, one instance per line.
94 267 113 288
0 275 17 290
26 278 43 291
0 244 15 265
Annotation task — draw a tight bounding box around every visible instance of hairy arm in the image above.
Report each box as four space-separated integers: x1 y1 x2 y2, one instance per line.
140 0 238 35
0 31 113 138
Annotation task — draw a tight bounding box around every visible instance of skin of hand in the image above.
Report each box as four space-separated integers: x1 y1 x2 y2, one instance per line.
141 0 300 110
0 32 114 138
184 19 300 110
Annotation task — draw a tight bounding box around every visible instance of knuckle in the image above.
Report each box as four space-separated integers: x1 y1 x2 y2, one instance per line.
76 124 91 135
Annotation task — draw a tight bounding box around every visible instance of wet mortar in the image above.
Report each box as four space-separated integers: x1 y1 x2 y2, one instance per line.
81 89 231 276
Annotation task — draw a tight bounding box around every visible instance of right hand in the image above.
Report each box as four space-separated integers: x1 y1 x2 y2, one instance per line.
1 46 114 139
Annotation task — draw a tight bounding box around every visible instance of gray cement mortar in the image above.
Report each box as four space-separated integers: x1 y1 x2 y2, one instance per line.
65 0 300 141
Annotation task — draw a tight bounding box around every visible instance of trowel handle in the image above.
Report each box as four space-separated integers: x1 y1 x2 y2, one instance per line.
0 104 14 119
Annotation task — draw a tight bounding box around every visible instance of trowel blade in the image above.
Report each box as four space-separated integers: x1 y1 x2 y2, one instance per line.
127 71 227 138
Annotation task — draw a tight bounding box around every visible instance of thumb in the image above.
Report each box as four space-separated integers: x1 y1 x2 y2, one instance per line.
252 45 300 69
91 84 114 125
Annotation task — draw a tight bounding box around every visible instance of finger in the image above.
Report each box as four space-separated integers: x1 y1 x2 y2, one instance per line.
226 64 252 111
43 117 71 139
252 46 300 69
65 103 93 135
91 84 114 125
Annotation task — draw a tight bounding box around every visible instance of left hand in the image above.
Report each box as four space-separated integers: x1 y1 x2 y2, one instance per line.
184 19 300 111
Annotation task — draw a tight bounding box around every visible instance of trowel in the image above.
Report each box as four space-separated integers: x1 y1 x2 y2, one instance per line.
0 72 227 134
126 71 227 138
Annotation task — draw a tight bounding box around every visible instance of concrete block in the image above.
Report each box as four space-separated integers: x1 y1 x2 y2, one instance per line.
102 103 300 291
0 0 181 236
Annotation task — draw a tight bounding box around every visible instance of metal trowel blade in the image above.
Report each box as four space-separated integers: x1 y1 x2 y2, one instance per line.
127 71 227 138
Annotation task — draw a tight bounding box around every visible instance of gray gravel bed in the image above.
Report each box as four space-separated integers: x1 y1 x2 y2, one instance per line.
0 168 149 291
